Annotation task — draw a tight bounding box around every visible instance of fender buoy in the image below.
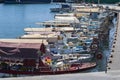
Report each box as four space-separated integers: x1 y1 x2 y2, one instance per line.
96 53 102 60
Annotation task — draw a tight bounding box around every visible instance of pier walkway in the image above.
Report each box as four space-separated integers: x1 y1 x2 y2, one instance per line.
1 70 120 80
97 4 120 71
93 4 120 71
107 12 120 70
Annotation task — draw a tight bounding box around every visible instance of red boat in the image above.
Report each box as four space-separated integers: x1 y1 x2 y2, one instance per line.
0 41 96 75
0 62 96 75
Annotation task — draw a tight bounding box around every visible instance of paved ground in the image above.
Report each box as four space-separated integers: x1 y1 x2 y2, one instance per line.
107 13 120 71
1 70 120 80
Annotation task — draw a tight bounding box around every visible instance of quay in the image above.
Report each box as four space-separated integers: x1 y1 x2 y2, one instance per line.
95 4 120 71
107 11 120 70
1 70 120 80
100 4 120 71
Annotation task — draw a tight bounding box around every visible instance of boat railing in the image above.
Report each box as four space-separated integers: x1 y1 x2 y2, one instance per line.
39 64 70 72
0 61 96 72
38 66 51 72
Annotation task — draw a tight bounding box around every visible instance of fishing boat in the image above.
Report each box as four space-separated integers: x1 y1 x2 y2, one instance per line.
0 39 96 75
50 3 71 13
23 13 80 38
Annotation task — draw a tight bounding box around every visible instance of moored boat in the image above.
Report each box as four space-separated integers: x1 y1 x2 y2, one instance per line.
0 62 96 75
50 3 71 13
0 39 96 75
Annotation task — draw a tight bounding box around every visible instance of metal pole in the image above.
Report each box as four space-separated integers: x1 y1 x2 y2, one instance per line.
98 0 100 6
105 54 107 73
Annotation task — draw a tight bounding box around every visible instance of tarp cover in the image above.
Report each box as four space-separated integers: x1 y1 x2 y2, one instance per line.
0 42 43 59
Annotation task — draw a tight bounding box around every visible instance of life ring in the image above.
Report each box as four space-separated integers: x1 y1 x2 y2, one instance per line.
96 53 102 60
45 57 52 65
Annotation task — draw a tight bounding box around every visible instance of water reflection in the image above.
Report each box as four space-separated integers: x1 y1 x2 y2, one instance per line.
0 4 55 38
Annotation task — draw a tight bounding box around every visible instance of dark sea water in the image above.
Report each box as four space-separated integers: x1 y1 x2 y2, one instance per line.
0 3 57 38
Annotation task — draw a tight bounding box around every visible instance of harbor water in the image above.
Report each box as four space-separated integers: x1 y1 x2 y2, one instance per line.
0 3 58 38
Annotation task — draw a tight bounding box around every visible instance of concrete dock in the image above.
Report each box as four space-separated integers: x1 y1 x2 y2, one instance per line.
107 13 120 70
95 4 120 71
1 70 120 80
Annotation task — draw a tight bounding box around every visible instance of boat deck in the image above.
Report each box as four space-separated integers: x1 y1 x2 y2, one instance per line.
0 39 48 44
19 34 58 41
24 27 74 32
0 62 96 75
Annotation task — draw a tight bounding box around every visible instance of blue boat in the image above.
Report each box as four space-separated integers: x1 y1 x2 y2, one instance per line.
4 0 66 3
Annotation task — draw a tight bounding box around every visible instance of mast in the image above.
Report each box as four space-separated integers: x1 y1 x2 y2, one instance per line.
51 0 53 3
98 0 100 6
